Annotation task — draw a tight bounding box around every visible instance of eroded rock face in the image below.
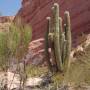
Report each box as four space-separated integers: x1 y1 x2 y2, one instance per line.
0 16 14 23
25 38 45 65
15 0 90 64
0 16 14 32
16 0 90 43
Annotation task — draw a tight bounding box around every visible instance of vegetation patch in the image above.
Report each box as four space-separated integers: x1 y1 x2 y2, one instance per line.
65 44 90 86
26 65 49 77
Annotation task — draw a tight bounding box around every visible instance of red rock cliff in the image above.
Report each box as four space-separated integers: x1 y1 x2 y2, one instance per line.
16 0 90 46
15 0 90 64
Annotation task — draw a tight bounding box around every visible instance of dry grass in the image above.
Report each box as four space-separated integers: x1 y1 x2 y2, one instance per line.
26 65 49 77
25 44 90 88
64 44 90 86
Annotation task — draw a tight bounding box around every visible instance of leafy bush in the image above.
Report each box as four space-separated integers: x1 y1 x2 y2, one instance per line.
8 23 32 60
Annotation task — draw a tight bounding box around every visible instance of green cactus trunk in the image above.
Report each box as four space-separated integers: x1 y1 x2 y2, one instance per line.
61 33 66 64
59 17 64 63
45 17 52 72
48 16 58 72
53 3 63 71
64 11 72 71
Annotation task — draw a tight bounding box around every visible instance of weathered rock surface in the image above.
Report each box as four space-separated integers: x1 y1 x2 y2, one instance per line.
15 0 90 64
27 38 45 65
16 0 90 46
0 71 52 90
0 71 90 90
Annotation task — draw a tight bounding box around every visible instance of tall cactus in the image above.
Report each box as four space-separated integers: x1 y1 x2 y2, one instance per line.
45 17 52 72
45 3 72 73
64 11 72 71
53 3 63 71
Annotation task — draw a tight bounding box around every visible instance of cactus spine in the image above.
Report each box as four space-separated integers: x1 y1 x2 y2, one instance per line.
45 3 72 73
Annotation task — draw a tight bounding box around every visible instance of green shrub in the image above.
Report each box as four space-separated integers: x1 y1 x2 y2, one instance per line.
8 23 32 60
0 32 9 69
26 65 48 77
0 22 32 70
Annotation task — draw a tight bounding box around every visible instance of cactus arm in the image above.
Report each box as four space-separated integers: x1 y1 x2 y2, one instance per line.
45 17 52 72
59 17 64 63
47 17 58 72
53 3 63 71
61 33 66 64
64 11 72 71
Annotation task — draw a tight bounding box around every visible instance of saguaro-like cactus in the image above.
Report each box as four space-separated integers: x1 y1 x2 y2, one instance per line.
45 3 72 73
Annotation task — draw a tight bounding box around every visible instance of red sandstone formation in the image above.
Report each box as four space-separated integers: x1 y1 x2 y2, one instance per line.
16 0 90 46
28 38 45 65
15 0 90 64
